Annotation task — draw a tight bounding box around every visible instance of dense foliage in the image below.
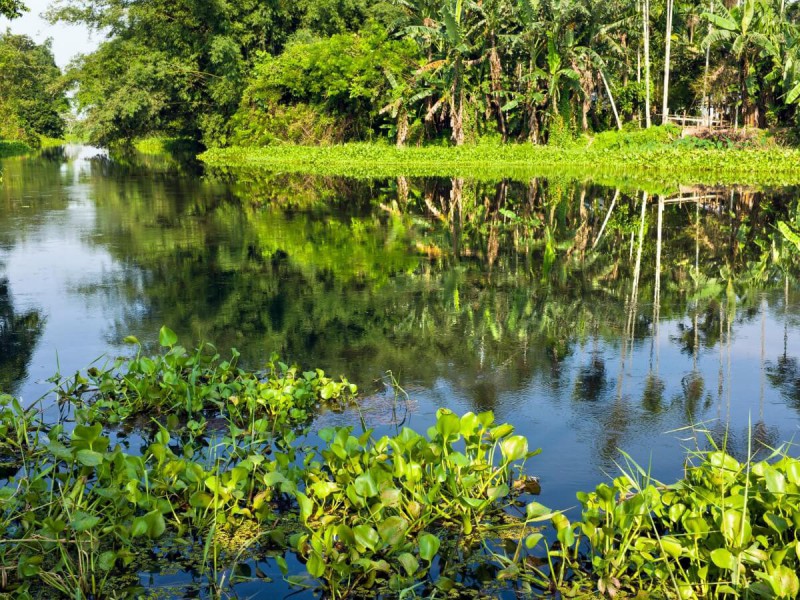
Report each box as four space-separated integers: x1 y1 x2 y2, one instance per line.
48 0 800 146
0 0 26 19
0 33 68 145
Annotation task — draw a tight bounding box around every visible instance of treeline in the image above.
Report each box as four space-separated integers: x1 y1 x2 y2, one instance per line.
0 31 67 147
11 0 800 147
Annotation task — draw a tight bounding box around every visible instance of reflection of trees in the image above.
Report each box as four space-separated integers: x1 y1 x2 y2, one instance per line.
0 278 44 394
69 166 800 455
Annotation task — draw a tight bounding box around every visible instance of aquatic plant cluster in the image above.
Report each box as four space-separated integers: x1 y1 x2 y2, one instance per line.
200 131 800 191
0 329 799 598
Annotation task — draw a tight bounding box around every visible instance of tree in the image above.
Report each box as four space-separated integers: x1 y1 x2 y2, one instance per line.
0 33 68 142
703 0 780 127
0 0 26 19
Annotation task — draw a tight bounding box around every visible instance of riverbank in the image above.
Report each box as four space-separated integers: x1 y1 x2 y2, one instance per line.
200 129 800 191
0 140 32 158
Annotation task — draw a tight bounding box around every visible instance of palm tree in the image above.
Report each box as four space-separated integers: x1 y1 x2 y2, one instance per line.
703 0 779 127
406 0 481 145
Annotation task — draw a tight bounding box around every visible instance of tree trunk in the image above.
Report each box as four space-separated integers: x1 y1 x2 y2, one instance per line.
396 108 409 147
741 54 758 128
489 42 508 141
643 0 652 128
451 59 465 145
528 107 540 144
599 69 623 130
661 0 674 124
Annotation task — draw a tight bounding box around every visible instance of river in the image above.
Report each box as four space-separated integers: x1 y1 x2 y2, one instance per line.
2 145 800 596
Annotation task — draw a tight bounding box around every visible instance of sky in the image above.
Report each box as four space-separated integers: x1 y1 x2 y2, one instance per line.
2 0 99 68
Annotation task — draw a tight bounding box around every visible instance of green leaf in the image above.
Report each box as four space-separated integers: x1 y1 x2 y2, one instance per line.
354 525 380 551
397 552 419 576
525 533 544 549
435 408 461 441
131 517 148 538
307 552 325 578
123 335 140 345
763 564 800 598
98 551 117 571
354 471 379 498
76 449 104 467
378 515 408 548
500 435 528 462
419 533 440 562
159 325 178 347
143 510 166 539
71 512 101 532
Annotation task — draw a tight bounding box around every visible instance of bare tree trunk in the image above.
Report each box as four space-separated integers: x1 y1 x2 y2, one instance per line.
451 60 465 145
599 69 623 130
661 0 674 124
702 0 713 126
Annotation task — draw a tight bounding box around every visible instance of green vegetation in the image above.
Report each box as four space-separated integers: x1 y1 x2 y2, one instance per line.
201 128 800 189
0 140 31 158
43 0 800 148
0 33 67 148
0 0 26 19
0 331 798 598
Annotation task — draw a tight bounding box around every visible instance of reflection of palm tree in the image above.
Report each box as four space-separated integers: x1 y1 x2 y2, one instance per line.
0 277 45 394
574 351 608 402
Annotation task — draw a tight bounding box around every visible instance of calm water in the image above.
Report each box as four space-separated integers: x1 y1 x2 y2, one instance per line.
2 146 800 596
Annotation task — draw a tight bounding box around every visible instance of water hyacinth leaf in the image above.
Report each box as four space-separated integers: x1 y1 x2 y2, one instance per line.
47 441 74 462
123 335 140 345
660 536 683 559
71 512 101 532
76 449 104 466
275 556 289 576
297 493 314 524
354 471 378 498
500 435 528 462
490 423 514 440
397 552 419 576
487 484 509 500
526 502 553 520
435 409 461 441
354 525 380 551
762 565 800 598
419 533 440 562
721 510 752 547
378 516 408 547
73 423 103 444
764 512 789 534
765 468 787 495
98 551 117 571
144 510 166 539
306 552 325 578
459 412 480 436
710 548 737 571
336 524 355 546
159 325 178 347
310 481 339 499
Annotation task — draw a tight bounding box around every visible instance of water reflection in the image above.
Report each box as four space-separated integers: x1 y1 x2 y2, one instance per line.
1 149 799 502
0 277 44 394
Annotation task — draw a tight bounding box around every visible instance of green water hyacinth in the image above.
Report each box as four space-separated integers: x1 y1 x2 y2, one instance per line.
575 447 800 599
291 408 543 598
